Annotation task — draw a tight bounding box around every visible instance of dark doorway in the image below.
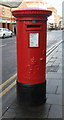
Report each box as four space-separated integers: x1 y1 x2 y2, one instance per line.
8 23 9 29
2 23 5 28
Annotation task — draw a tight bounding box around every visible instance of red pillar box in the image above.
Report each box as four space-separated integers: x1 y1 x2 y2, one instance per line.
12 8 52 106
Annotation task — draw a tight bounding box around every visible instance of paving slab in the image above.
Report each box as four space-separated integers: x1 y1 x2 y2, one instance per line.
56 86 62 95
46 61 54 66
58 70 62 74
46 79 62 88
46 94 62 105
2 109 16 118
46 73 62 79
46 84 58 94
15 105 50 118
3 103 51 118
48 105 62 118
46 65 59 73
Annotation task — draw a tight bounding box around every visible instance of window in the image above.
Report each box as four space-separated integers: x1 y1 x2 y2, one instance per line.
2 7 5 15
8 9 10 17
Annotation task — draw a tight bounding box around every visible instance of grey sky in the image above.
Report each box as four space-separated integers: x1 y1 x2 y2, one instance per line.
45 0 62 16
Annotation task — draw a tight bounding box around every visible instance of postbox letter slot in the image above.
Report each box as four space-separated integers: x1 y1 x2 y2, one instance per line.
27 25 40 28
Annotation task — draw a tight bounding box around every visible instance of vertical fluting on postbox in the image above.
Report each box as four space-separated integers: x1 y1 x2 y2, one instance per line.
12 8 52 106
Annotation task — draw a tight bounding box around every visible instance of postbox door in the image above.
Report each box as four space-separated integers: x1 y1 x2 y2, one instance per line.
26 30 46 84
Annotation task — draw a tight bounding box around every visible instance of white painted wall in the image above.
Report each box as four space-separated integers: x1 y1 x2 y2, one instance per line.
48 12 54 23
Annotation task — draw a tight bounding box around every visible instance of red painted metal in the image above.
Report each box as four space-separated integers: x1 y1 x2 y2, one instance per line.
12 8 52 85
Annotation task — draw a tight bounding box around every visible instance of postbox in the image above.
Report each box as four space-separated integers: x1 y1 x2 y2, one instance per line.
12 8 52 106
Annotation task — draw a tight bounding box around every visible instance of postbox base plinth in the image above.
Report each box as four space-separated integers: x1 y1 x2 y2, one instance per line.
17 81 46 106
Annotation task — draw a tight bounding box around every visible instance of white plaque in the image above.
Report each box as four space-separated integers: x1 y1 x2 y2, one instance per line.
29 33 39 47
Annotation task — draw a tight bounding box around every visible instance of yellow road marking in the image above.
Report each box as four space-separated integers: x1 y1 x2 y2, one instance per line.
0 73 17 89
0 80 16 97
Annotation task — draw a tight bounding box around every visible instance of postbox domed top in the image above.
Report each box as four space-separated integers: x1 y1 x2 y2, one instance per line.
12 8 52 18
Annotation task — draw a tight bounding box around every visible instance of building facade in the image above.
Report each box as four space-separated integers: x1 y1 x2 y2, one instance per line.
16 0 48 9
0 4 16 31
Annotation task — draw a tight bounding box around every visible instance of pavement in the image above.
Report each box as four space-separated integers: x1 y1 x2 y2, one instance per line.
1 40 63 119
